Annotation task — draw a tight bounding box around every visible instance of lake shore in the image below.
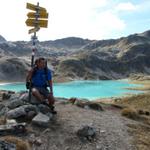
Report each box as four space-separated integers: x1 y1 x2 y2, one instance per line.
0 79 145 100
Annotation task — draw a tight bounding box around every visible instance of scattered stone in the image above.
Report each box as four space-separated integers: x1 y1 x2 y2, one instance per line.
8 91 15 94
7 99 26 109
138 109 150 116
96 145 101 150
138 109 145 115
75 100 103 111
75 100 89 108
34 138 42 146
37 104 51 114
100 130 106 133
111 104 127 109
65 146 70 150
0 104 5 110
7 107 26 119
77 125 96 141
2 92 11 100
27 111 37 120
68 97 77 104
9 94 20 101
114 98 121 102
7 105 37 119
42 128 50 134
0 123 26 136
88 103 103 111
32 113 51 127
23 105 37 113
18 92 29 102
6 119 17 125
84 105 90 109
0 140 16 150
0 107 9 117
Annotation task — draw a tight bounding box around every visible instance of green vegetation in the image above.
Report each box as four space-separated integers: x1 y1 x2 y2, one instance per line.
115 77 150 150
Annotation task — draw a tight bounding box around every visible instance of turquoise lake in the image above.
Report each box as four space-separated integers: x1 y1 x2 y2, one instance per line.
0 80 143 100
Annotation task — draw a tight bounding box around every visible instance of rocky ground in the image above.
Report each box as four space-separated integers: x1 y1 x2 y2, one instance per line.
28 102 137 150
0 91 138 150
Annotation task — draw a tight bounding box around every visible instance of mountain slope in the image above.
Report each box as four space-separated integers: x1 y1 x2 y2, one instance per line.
55 30 150 81
1 30 150 82
0 35 6 42
0 57 29 82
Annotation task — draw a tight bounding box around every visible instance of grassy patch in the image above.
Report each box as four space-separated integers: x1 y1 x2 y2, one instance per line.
115 78 150 150
115 93 150 110
127 123 150 150
121 107 139 119
1 136 31 150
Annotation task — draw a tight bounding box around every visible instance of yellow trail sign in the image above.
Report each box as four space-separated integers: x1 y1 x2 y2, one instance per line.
27 12 48 19
28 27 40 34
26 19 48 28
26 3 46 11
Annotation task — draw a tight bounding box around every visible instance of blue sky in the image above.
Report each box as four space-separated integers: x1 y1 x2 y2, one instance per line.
108 0 150 38
0 0 149 41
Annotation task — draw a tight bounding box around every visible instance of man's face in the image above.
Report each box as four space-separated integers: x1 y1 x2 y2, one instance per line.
38 60 46 68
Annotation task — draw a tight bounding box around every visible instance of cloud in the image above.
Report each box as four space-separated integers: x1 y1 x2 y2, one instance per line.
0 0 143 41
115 2 137 12
90 11 125 39
48 0 126 40
47 0 111 40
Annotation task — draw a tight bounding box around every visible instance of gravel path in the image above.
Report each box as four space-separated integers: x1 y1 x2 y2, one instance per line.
32 102 137 150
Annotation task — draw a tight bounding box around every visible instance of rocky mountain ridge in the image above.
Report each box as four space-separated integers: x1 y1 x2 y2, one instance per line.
0 30 150 82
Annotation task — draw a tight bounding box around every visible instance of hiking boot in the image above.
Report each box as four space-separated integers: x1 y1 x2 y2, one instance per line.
41 101 57 114
50 105 57 115
51 110 57 115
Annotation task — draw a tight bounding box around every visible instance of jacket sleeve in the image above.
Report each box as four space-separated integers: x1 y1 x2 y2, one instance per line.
26 68 34 82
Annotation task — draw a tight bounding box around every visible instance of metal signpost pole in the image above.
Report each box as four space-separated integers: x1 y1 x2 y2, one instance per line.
26 2 48 102
28 2 39 102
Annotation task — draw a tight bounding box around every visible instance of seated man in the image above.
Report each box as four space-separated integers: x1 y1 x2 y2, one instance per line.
26 57 56 114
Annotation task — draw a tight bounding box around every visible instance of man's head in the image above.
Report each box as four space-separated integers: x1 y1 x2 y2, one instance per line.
37 57 46 69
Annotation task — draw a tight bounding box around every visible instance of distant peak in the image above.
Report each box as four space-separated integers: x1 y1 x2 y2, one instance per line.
140 30 150 38
0 35 6 42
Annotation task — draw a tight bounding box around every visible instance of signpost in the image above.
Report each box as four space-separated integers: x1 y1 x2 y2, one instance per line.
27 12 48 18
25 2 49 101
26 19 48 28
28 27 40 34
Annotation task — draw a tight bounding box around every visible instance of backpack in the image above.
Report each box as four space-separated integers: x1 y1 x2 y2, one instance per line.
26 66 49 89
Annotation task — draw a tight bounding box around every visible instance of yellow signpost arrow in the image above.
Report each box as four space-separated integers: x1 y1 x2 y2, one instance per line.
28 27 40 34
27 12 48 19
26 19 48 28
26 3 46 11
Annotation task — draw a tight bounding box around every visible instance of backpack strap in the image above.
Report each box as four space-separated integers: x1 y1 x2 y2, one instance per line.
44 60 49 87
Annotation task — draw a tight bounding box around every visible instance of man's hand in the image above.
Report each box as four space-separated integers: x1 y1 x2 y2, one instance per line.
49 92 53 96
26 81 31 89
